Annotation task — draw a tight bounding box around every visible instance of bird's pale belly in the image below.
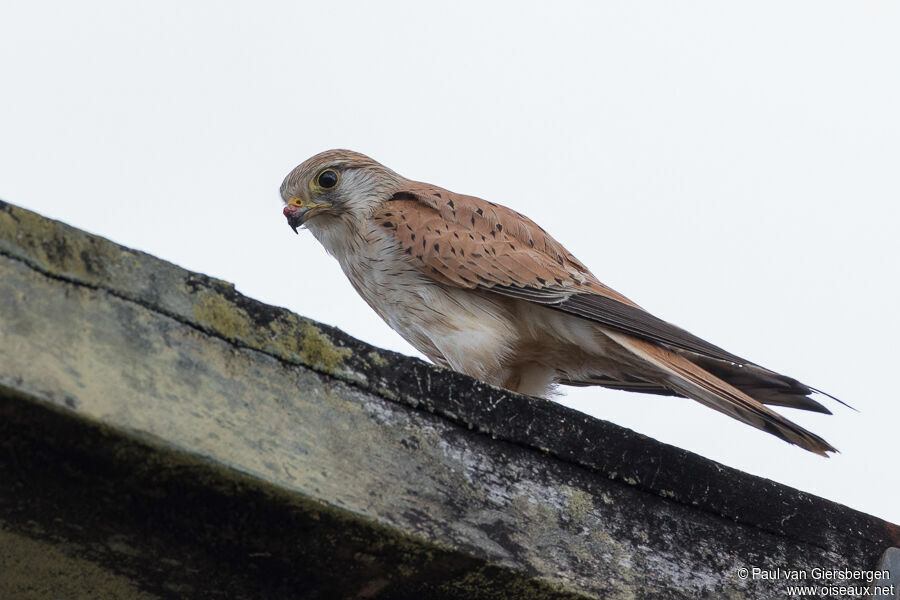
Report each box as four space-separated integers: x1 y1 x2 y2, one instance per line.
343 256 625 396
329 226 636 396
342 257 518 377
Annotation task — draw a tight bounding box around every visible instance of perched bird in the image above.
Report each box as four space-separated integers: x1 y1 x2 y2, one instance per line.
281 149 842 456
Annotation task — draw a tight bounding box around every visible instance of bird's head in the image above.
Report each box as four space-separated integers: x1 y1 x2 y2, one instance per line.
280 149 403 233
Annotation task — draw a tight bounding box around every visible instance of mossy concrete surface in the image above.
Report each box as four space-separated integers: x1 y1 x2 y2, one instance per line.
1 199 898 599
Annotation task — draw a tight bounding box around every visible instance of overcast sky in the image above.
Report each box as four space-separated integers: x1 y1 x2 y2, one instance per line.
2 2 898 524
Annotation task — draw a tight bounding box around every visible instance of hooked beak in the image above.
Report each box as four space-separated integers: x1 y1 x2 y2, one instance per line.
283 197 331 233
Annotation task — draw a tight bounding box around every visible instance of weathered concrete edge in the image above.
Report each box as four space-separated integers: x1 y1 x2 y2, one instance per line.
1 199 897 558
0 384 589 600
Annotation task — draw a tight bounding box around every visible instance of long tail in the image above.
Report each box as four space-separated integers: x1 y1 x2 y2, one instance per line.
604 331 837 456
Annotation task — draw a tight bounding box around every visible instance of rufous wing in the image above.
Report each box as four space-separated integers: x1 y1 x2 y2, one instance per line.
373 182 747 364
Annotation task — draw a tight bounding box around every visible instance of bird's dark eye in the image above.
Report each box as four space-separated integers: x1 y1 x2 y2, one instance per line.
317 169 339 189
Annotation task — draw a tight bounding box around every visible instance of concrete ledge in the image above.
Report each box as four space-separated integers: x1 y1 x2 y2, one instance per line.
1 199 898 599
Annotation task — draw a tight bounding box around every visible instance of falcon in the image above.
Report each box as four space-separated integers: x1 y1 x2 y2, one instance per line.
281 149 842 455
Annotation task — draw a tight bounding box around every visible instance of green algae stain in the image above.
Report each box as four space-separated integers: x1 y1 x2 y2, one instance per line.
0 204 54 254
299 323 350 374
189 292 351 375
1 205 82 272
3 203 356 378
0 203 146 288
193 294 251 340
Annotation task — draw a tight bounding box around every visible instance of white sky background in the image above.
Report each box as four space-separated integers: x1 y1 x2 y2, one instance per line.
2 2 898 524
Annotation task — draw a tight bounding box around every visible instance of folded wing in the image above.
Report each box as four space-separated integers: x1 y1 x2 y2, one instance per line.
372 182 838 454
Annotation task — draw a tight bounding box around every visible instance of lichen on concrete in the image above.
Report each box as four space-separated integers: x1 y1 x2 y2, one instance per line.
298 322 352 373
565 488 595 526
367 350 389 367
192 291 252 341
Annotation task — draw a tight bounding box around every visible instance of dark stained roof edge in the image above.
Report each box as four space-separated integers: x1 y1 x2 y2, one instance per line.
259 299 900 555
2 199 897 558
